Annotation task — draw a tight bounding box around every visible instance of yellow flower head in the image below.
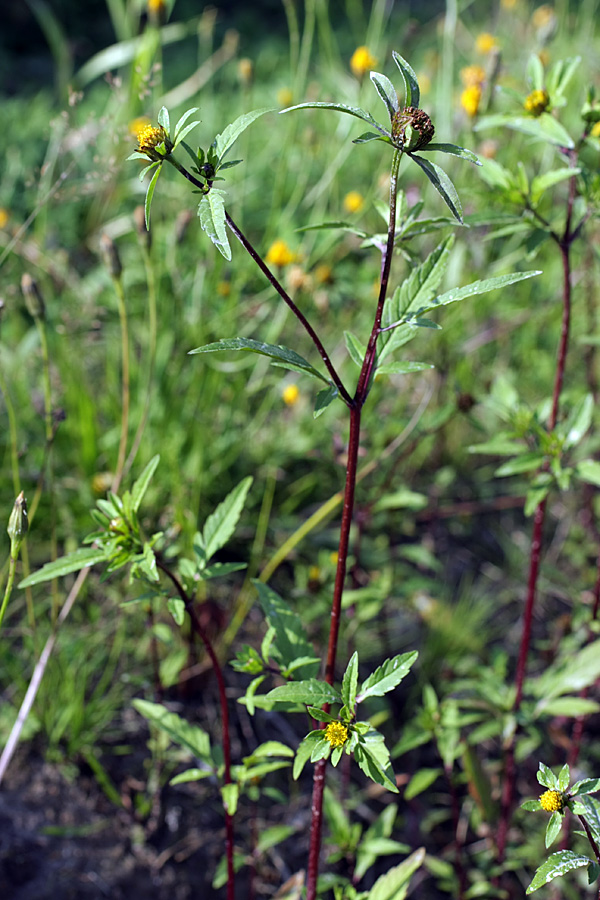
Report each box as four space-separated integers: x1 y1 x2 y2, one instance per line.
0 208 9 229
524 88 550 116
460 64 486 87
137 124 168 155
282 384 300 406
277 87 294 107
308 565 321 582
129 116 151 137
590 121 600 138
461 84 482 117
475 32 498 54
532 4 555 28
324 721 349 748
344 191 364 214
540 790 564 812
266 239 295 267
329 551 339 565
501 0 518 8
350 46 378 78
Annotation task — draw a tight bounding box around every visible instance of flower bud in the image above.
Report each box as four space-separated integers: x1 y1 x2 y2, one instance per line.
7 491 28 550
21 273 46 320
100 233 122 279
392 107 435 151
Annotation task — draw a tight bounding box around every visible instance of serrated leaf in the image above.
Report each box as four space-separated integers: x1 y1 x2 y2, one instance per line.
342 651 359 710
370 71 399 118
571 778 600 797
306 706 338 723
19 547 108 587
358 651 418 702
198 561 247 580
354 741 398 793
266 679 341 706
392 51 420 108
314 384 339 418
133 699 212 761
198 188 231 259
545 811 564 848
254 582 319 675
202 476 252 562
280 101 391 138
366 847 425 900
409 154 462 222
131 454 160 511
419 142 481 165
375 361 434 376
527 851 591 893
575 460 600 487
144 162 162 229
213 108 274 161
189 337 329 384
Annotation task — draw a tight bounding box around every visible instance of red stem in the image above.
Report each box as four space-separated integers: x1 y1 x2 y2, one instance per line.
157 560 235 900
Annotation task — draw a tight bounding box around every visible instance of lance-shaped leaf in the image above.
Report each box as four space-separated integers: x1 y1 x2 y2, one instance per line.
526 851 591 893
367 847 425 900
575 460 600 487
537 762 560 789
419 142 481 165
293 730 325 779
198 188 231 259
280 101 391 138
545 811 564 848
475 113 575 149
370 71 399 119
213 107 275 162
392 51 420 108
357 651 418 702
421 269 541 315
133 699 212 761
409 154 463 222
19 547 108 587
314 384 339 418
201 476 253 563
144 162 163 229
254 582 319 675
131 454 160 512
189 337 330 383
173 107 200 148
157 105 170 135
266 679 341 706
342 651 359 710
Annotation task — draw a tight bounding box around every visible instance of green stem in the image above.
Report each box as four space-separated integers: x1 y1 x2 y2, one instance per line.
112 275 130 492
0 555 18 631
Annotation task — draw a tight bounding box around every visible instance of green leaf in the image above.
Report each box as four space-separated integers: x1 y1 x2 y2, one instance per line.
314 384 339 418
189 337 329 384
254 582 320 675
537 762 560 790
342 651 359 710
522 800 543 811
558 764 570 792
280 101 391 138
173 119 201 150
429 269 541 312
530 167 581 204
293 730 323 779
527 851 591 893
144 162 162 230
173 107 199 146
375 361 434 376
530 639 600 700
19 547 108 587
256 825 296 853
571 778 600 797
562 394 594 449
495 453 545 477
354 131 392 145
198 188 231 259
221 782 239 816
419 143 481 165
170 767 213 785
374 489 428 512
366 847 425 900
545 811 564 848
131 454 160 512
476 113 575 149
202 476 252 563
213 108 274 161
469 438 526 456
157 105 170 135
370 71 399 119
409 154 462 222
132 699 212 762
266 679 341 706
306 706 338 724
167 597 186 626
392 51 420 108
345 331 367 366
575 460 600 487
138 161 160 182
354 741 398 793
357 651 418 702
405 767 442 800
355 805 404 882
241 675 267 716
536 697 600 717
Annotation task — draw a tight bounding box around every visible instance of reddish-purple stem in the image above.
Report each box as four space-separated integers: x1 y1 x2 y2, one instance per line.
157 560 235 900
496 152 576 867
